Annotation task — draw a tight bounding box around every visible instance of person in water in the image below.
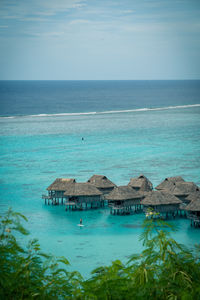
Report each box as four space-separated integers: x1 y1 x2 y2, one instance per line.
80 218 82 225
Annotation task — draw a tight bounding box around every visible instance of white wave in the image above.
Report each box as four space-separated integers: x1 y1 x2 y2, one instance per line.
99 104 200 114
0 104 200 119
30 111 97 117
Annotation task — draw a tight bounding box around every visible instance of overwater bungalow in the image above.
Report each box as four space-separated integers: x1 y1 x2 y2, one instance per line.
42 178 76 205
106 186 144 215
169 182 200 204
185 190 200 203
155 176 185 191
64 182 103 210
128 174 153 192
141 191 182 218
87 174 116 196
185 196 200 227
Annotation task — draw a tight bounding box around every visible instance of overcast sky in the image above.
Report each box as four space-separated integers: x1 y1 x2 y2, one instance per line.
0 0 200 80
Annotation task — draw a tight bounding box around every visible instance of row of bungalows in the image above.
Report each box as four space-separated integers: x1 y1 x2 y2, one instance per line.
42 174 200 224
155 176 199 204
42 174 152 213
140 176 186 218
107 175 153 215
43 175 116 207
64 175 116 210
148 176 200 225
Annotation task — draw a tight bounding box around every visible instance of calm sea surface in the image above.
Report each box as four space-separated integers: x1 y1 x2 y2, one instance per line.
0 80 200 277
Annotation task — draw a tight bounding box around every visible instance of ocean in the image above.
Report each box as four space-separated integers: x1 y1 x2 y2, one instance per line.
0 80 200 277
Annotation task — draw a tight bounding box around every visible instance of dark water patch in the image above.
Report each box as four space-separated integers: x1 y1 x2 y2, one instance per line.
102 167 114 171
121 224 142 229
76 255 85 258
57 240 63 243
101 224 111 228
42 171 56 174
76 160 90 163
112 164 128 169
96 261 106 266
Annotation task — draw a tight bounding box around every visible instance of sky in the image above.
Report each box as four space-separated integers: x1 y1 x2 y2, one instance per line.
0 0 200 80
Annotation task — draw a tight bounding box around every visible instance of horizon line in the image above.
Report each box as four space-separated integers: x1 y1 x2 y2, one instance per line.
0 79 200 81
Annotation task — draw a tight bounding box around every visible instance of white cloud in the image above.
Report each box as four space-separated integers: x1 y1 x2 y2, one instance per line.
34 0 86 15
72 3 86 9
0 0 86 20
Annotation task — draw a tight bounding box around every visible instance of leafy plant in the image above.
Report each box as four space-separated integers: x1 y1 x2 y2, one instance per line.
1 208 200 299
0 208 82 299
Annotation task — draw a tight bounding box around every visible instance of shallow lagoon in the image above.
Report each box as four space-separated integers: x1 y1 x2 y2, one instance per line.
28 206 200 277
0 107 200 277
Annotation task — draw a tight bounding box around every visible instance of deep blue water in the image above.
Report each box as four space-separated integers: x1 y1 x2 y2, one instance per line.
1 80 200 116
0 81 200 278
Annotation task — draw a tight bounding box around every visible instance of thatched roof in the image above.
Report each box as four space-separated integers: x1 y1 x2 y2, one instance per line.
64 182 102 197
141 191 182 206
171 182 199 196
128 174 153 192
47 178 76 191
87 175 116 188
155 176 185 190
106 186 143 201
185 191 200 202
185 198 200 211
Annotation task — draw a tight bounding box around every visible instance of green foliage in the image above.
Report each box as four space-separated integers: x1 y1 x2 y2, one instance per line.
0 208 82 299
0 208 200 299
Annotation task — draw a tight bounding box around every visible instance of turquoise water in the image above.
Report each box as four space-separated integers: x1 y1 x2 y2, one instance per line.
0 106 200 277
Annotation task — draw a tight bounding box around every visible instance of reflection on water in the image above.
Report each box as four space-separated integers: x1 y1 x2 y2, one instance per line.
120 224 143 228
